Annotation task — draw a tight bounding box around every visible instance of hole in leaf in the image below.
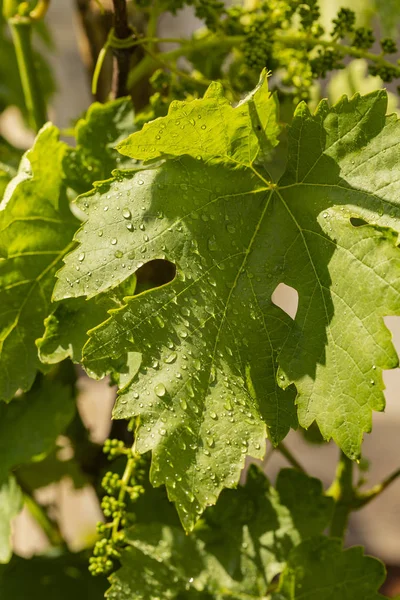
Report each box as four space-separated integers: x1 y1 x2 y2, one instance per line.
135 259 176 294
271 283 298 319
350 217 368 227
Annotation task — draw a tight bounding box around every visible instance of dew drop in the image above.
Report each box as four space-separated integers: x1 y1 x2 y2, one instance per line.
155 383 166 397
126 222 134 231
78 252 85 262
165 352 177 364
138 179 144 185
114 250 123 258
98 230 103 237
111 238 117 245
123 208 132 219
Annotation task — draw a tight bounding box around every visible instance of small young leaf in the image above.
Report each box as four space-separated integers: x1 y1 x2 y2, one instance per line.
117 69 279 164
64 97 136 195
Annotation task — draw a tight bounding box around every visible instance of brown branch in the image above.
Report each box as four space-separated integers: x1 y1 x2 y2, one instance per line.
111 0 134 97
74 0 113 101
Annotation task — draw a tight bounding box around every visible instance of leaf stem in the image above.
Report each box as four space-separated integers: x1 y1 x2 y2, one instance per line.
9 16 47 131
277 442 307 474
327 450 354 539
354 467 400 509
29 0 51 20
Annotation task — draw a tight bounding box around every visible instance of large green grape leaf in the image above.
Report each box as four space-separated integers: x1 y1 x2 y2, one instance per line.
0 552 107 599
277 537 387 600
107 467 333 600
0 377 75 481
64 97 136 195
0 124 78 401
0 476 22 564
54 81 400 527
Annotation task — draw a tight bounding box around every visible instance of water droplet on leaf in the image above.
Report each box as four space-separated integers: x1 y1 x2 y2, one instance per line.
154 383 166 397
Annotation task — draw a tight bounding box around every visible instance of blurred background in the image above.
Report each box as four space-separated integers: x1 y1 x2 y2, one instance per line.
1 0 400 595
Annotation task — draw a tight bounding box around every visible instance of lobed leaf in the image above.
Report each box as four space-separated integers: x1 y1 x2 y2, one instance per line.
64 97 136 195
55 81 400 528
278 537 388 600
0 125 78 401
107 467 333 599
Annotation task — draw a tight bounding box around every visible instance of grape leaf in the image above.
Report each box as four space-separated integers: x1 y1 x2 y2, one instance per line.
54 76 297 528
64 97 136 195
37 99 138 368
0 377 75 481
0 124 78 401
54 81 400 527
0 552 107 599
278 537 387 600
107 467 333 599
0 476 22 564
117 70 280 164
